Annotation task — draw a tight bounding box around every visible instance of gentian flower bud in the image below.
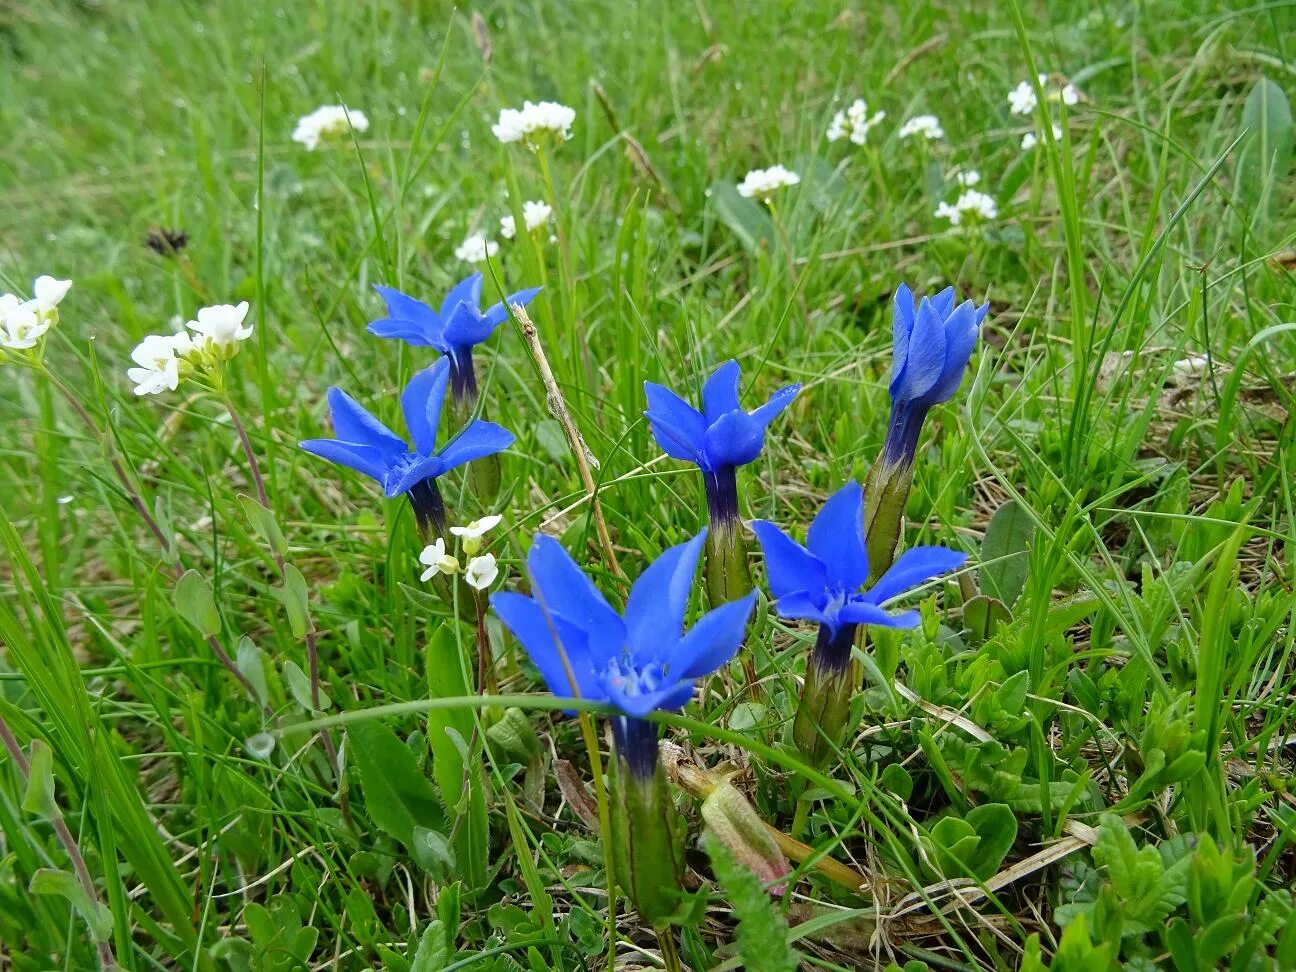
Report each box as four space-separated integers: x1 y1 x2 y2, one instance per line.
644 360 799 606
864 285 986 578
491 531 756 926
753 482 965 765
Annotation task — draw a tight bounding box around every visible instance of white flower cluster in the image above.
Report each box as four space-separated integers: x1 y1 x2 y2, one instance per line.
1020 125 1063 151
1008 74 1079 116
500 200 553 239
954 169 981 187
935 190 999 226
898 114 944 141
736 164 800 201
0 276 71 352
419 515 503 591
291 105 370 151
127 301 253 396
826 99 886 145
491 100 576 147
454 233 500 264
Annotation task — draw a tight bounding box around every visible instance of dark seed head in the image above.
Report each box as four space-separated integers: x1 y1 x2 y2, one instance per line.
144 227 189 257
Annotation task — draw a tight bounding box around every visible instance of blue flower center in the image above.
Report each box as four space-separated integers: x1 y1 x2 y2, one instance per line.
604 656 667 698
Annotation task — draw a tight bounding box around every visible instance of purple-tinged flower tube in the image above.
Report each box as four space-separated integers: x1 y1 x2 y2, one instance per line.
753 481 965 764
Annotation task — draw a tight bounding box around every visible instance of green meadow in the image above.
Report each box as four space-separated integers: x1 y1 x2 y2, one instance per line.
1 0 1294 969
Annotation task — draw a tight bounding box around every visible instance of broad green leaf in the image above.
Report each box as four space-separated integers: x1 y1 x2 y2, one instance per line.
235 636 269 706
980 499 1034 608
21 738 57 818
708 180 774 253
175 569 220 637
238 493 288 558
277 563 312 638
283 659 330 711
411 825 455 875
411 920 450 972
29 867 113 941
1237 77 1293 225
348 721 445 849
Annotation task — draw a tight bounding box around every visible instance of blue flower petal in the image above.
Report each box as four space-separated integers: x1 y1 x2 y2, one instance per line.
299 438 392 483
623 532 706 663
525 535 626 651
366 319 442 347
925 300 980 405
442 302 501 350
374 285 443 340
644 381 707 464
491 592 605 706
749 382 800 427
806 481 870 592
400 359 450 455
863 545 967 606
483 286 543 327
839 599 920 628
435 420 513 473
701 410 765 468
604 675 694 718
750 520 827 599
324 387 406 455
930 285 957 319
382 453 443 497
770 589 832 625
701 360 742 421
891 283 916 388
895 296 949 402
667 591 756 679
438 271 483 320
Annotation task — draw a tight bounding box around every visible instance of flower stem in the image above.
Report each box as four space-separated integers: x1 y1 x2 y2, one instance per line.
0 716 119 970
656 928 683 972
223 395 340 778
41 366 264 707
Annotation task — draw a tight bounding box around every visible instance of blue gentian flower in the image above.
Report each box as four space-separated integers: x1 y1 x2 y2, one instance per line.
492 530 755 778
752 481 965 670
367 272 541 403
883 284 988 465
300 357 513 532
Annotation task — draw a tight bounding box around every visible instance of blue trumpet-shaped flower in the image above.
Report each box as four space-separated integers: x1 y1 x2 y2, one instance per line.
492 530 755 778
883 284 988 464
752 481 965 668
367 272 541 402
300 357 512 531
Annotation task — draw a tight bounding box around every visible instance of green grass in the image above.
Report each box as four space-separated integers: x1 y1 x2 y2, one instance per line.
2 0 1295 968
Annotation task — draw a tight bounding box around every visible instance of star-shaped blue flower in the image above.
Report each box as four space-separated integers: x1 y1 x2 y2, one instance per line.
644 360 800 473
491 531 756 719
367 272 541 366
299 356 513 498
752 481 966 637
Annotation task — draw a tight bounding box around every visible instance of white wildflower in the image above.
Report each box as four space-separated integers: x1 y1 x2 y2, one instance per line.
127 334 183 396
450 514 502 555
1021 124 1064 151
187 301 253 359
827 98 886 145
1009 75 1079 116
454 233 500 264
898 114 943 141
500 200 552 240
32 276 72 315
954 169 981 187
291 105 369 151
935 189 999 226
491 100 575 147
0 276 71 350
464 553 499 591
736 164 800 201
419 539 461 581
